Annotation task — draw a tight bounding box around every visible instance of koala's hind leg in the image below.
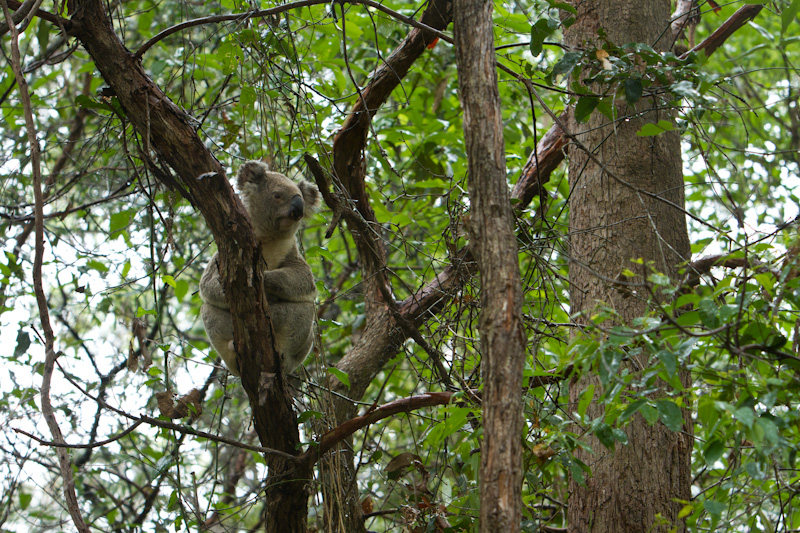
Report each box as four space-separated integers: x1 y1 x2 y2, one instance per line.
200 303 240 376
269 301 315 374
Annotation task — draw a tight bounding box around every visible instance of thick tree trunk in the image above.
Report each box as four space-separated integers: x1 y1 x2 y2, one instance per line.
454 0 526 531
564 0 693 531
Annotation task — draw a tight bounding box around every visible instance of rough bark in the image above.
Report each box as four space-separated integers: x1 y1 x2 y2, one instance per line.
454 0 526 531
564 0 692 531
67 2 309 530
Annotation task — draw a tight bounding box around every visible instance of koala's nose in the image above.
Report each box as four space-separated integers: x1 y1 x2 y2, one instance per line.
289 195 304 220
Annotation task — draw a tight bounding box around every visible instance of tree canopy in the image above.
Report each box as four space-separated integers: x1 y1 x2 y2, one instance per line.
1 0 799 531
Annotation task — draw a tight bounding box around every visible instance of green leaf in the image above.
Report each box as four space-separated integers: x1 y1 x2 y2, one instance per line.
552 51 582 77
620 399 648 422
306 245 335 261
109 210 131 238
656 399 684 432
87 259 109 273
623 78 642 103
656 349 677 378
240 86 257 107
574 96 599 123
137 9 155 38
530 18 554 56
593 420 616 449
18 491 32 511
37 18 50 56
782 0 800 36
551 1 577 15
174 279 189 302
162 275 177 288
413 178 450 189
14 328 31 358
734 406 754 428
611 427 628 445
75 94 112 111
703 499 726 517
703 440 725 466
636 120 675 136
578 384 595 421
697 298 720 328
327 367 350 389
297 410 324 423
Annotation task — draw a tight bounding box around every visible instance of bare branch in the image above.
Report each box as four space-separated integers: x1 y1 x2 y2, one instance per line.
0 2 90 531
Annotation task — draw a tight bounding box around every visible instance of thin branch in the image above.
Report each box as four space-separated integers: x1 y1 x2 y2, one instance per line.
299 391 459 465
134 0 454 59
0 0 45 35
682 4 763 59
4 0 63 26
0 2 90 531
13 422 144 449
50 359 301 462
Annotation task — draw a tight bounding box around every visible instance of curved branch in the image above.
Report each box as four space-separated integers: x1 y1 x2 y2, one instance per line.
134 0 453 59
300 391 458 465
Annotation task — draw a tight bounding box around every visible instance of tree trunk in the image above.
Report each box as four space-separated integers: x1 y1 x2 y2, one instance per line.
565 0 693 531
454 0 526 531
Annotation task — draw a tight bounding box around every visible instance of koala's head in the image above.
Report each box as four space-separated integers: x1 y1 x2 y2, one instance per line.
236 160 320 242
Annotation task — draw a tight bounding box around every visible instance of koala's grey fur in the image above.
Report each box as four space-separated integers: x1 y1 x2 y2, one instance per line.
200 160 320 377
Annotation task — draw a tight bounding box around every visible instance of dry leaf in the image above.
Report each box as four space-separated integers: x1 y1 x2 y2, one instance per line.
156 388 203 420
596 49 613 70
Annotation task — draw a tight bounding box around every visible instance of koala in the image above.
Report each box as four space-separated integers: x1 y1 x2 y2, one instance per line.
199 160 320 377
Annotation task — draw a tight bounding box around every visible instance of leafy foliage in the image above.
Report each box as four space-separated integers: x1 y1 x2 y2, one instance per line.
0 0 799 531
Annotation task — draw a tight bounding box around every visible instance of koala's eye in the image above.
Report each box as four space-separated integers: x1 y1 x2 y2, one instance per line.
273 192 282 199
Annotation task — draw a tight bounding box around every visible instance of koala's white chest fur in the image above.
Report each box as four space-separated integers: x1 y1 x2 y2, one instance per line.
260 238 296 270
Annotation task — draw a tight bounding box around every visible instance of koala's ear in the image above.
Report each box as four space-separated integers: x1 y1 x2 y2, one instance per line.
298 180 321 216
236 160 268 189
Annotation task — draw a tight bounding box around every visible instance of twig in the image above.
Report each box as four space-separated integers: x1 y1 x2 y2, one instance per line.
681 4 763 59
51 359 300 462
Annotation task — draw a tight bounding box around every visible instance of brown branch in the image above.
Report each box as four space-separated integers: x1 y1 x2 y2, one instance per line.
682 252 774 287
50 359 300 461
319 0 453 407
13 422 144 449
510 114 569 210
1 2 90 531
455 1 526 529
68 1 310 527
299 392 458 465
1 0 49 33
70 0 299 450
682 4 763 59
